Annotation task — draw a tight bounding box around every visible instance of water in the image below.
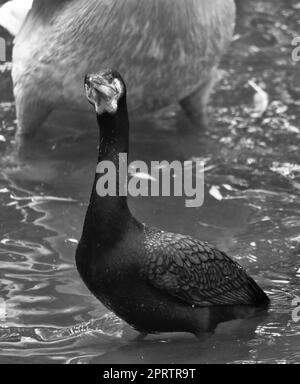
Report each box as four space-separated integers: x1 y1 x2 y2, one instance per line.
0 0 300 364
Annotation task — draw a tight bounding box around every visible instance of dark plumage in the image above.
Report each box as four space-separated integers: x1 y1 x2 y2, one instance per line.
76 69 269 337
143 229 269 307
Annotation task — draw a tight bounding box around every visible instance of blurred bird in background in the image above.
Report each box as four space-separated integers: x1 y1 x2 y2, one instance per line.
0 0 235 149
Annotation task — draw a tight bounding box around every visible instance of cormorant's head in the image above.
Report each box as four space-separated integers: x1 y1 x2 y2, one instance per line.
84 69 126 115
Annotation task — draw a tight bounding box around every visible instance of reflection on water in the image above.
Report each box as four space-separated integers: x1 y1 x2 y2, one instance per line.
0 0 300 363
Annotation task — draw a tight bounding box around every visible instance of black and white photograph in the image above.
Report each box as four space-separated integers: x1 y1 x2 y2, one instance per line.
0 0 299 367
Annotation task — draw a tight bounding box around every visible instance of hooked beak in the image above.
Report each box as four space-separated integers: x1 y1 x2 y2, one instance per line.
85 74 115 99
84 71 122 115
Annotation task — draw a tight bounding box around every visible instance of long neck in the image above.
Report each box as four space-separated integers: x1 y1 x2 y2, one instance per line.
96 99 129 163
84 97 133 245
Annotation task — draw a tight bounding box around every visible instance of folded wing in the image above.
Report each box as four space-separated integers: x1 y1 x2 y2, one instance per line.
142 229 269 306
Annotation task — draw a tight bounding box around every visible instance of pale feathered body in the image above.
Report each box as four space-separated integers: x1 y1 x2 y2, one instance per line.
8 0 236 136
